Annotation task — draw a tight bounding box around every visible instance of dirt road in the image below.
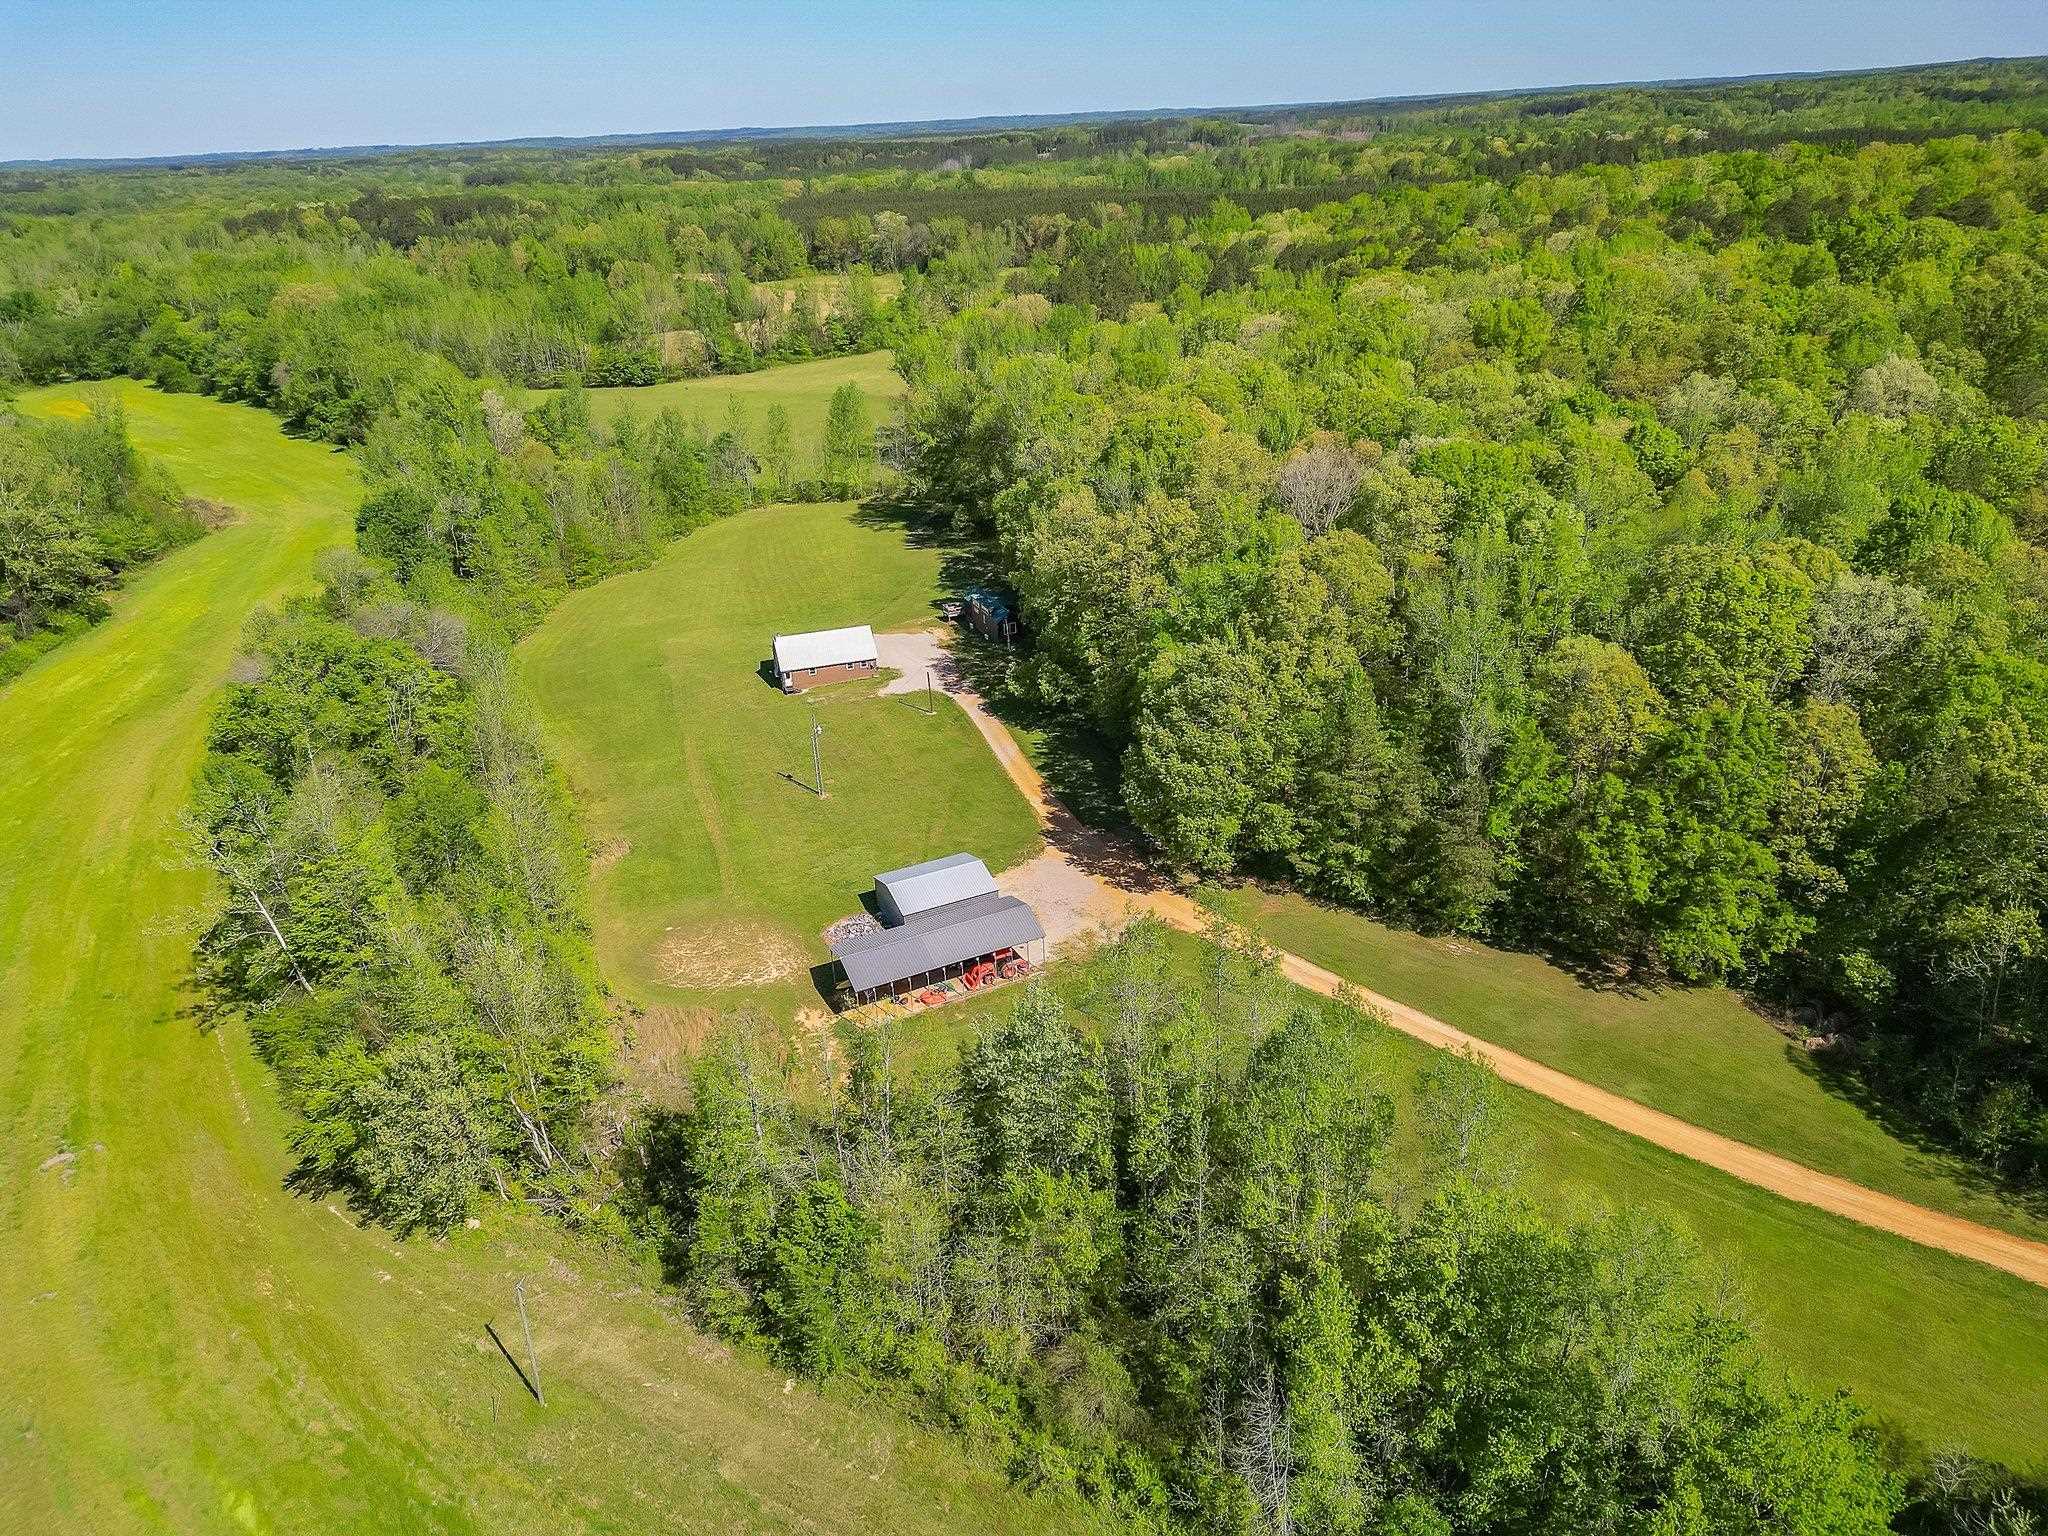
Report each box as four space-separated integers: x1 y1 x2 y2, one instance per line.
889 628 2048 1290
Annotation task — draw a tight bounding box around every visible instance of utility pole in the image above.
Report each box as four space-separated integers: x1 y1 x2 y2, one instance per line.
810 716 825 797
514 1278 544 1406
925 668 936 716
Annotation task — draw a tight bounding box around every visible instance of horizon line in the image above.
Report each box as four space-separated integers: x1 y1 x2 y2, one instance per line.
6 51 2039 173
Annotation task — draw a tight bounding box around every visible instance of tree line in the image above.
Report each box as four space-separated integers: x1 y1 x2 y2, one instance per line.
6 60 2048 1528
632 921 1907 1535
0 179 934 439
899 127 2048 1190
187 357 783 1230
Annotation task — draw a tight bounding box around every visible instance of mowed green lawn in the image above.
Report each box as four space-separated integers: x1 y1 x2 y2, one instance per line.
920 931 2048 1473
517 501 1042 1026
0 383 1091 1536
1217 888 2048 1247
579 350 904 469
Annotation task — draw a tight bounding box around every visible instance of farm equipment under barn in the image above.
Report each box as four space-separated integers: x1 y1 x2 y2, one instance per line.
827 858 1048 1009
961 948 1031 990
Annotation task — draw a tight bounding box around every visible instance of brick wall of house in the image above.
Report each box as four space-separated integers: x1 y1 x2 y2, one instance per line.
781 658 877 691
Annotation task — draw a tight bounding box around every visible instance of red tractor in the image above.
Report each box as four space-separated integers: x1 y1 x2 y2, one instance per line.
961 949 1031 990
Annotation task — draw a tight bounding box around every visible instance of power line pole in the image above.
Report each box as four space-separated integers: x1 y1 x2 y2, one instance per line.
514 1279 544 1407
811 716 825 797
925 667 936 716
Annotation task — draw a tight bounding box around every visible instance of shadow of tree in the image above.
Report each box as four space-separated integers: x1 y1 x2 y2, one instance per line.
1221 877 2048 1221
851 496 990 603
1787 1034 2048 1223
618 1107 695 1287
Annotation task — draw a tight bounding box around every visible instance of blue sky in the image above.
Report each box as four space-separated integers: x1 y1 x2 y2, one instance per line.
5 0 2046 161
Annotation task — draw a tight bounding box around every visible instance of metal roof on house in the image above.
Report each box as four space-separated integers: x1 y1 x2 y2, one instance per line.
830 891 1044 995
965 586 1013 619
773 625 878 674
875 852 997 920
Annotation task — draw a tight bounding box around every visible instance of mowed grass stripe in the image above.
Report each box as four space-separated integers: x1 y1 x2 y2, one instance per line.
0 383 1091 1536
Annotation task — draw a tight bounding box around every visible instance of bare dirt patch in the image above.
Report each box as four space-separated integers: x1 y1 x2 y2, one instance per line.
184 497 239 530
656 918 807 989
998 849 1137 949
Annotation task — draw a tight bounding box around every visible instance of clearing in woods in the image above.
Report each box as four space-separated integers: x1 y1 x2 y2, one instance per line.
522 499 2048 1468
0 381 1090 1536
515 499 1043 1027
576 348 905 464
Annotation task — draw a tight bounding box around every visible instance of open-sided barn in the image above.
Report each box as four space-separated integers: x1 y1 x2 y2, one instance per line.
830 852 1044 1000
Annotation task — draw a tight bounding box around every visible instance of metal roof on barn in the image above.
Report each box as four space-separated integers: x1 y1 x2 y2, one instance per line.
875 852 997 921
772 624 878 674
830 891 1044 995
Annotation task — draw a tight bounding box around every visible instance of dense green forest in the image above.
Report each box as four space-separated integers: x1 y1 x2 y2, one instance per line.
896 120 2048 1196
7 55 2048 1533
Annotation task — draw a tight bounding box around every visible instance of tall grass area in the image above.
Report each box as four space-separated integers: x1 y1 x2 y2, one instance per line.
0 383 1093 1536
516 499 1041 1025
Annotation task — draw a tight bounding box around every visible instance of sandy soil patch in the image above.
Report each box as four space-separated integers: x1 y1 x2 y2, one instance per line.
998 850 1138 949
656 918 807 989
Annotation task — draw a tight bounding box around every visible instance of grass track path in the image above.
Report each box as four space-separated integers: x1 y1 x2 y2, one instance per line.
0 385 1090 1536
931 641 2048 1290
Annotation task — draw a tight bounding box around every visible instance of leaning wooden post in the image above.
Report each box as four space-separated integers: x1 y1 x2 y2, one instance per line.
515 1279 544 1406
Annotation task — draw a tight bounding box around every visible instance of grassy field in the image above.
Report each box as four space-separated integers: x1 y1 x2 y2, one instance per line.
516 500 1042 1037
913 931 2048 1474
1215 888 2048 1246
505 487 2048 1464
756 271 906 313
0 382 1092 1536
578 350 904 472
